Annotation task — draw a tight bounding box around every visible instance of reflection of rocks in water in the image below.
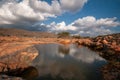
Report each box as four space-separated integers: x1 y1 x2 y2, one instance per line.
0 75 23 80
36 74 64 80
37 74 79 80
58 45 70 55
20 66 39 80
1 66 39 80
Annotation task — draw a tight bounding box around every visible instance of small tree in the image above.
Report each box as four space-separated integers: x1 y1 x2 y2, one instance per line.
57 31 70 38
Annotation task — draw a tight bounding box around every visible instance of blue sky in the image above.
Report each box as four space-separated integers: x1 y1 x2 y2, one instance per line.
0 0 120 36
44 0 120 23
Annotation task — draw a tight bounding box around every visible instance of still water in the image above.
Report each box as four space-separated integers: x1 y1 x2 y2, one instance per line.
27 43 106 80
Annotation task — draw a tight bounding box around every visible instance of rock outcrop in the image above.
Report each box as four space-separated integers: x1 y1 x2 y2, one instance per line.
78 33 120 80
0 45 38 73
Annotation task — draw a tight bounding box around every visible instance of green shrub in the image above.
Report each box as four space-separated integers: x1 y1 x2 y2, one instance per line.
57 32 70 38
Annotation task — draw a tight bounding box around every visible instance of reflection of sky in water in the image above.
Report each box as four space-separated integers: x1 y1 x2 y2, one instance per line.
33 43 106 80
69 44 105 63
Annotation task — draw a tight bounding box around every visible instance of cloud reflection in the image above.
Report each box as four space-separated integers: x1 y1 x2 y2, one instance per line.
33 43 106 80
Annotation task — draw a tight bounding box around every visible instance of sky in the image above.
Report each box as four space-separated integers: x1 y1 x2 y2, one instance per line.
0 0 120 36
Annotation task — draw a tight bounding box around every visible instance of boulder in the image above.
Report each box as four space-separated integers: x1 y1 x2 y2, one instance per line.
102 39 108 44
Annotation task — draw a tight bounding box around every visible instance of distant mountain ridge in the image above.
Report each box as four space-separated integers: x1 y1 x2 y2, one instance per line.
0 28 120 38
0 28 57 38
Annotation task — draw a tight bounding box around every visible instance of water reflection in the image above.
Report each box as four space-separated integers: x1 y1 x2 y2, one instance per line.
58 45 70 55
20 66 39 80
32 43 106 80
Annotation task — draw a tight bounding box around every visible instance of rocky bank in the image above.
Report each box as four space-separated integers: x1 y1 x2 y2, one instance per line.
75 33 120 80
0 32 120 80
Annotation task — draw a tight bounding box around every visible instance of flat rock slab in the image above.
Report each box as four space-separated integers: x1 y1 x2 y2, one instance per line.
0 44 38 72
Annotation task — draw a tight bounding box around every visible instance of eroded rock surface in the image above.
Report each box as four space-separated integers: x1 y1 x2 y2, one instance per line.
0 45 38 73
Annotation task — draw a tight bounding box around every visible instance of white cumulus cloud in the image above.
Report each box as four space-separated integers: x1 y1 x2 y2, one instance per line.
60 0 87 12
29 0 62 15
70 16 120 36
45 16 120 36
0 0 87 26
0 0 57 25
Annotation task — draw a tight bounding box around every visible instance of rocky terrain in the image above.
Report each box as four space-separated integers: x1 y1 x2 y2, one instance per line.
0 28 120 80
92 34 120 80
77 33 120 80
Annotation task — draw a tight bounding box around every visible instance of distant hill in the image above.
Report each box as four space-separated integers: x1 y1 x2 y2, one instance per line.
0 28 57 38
